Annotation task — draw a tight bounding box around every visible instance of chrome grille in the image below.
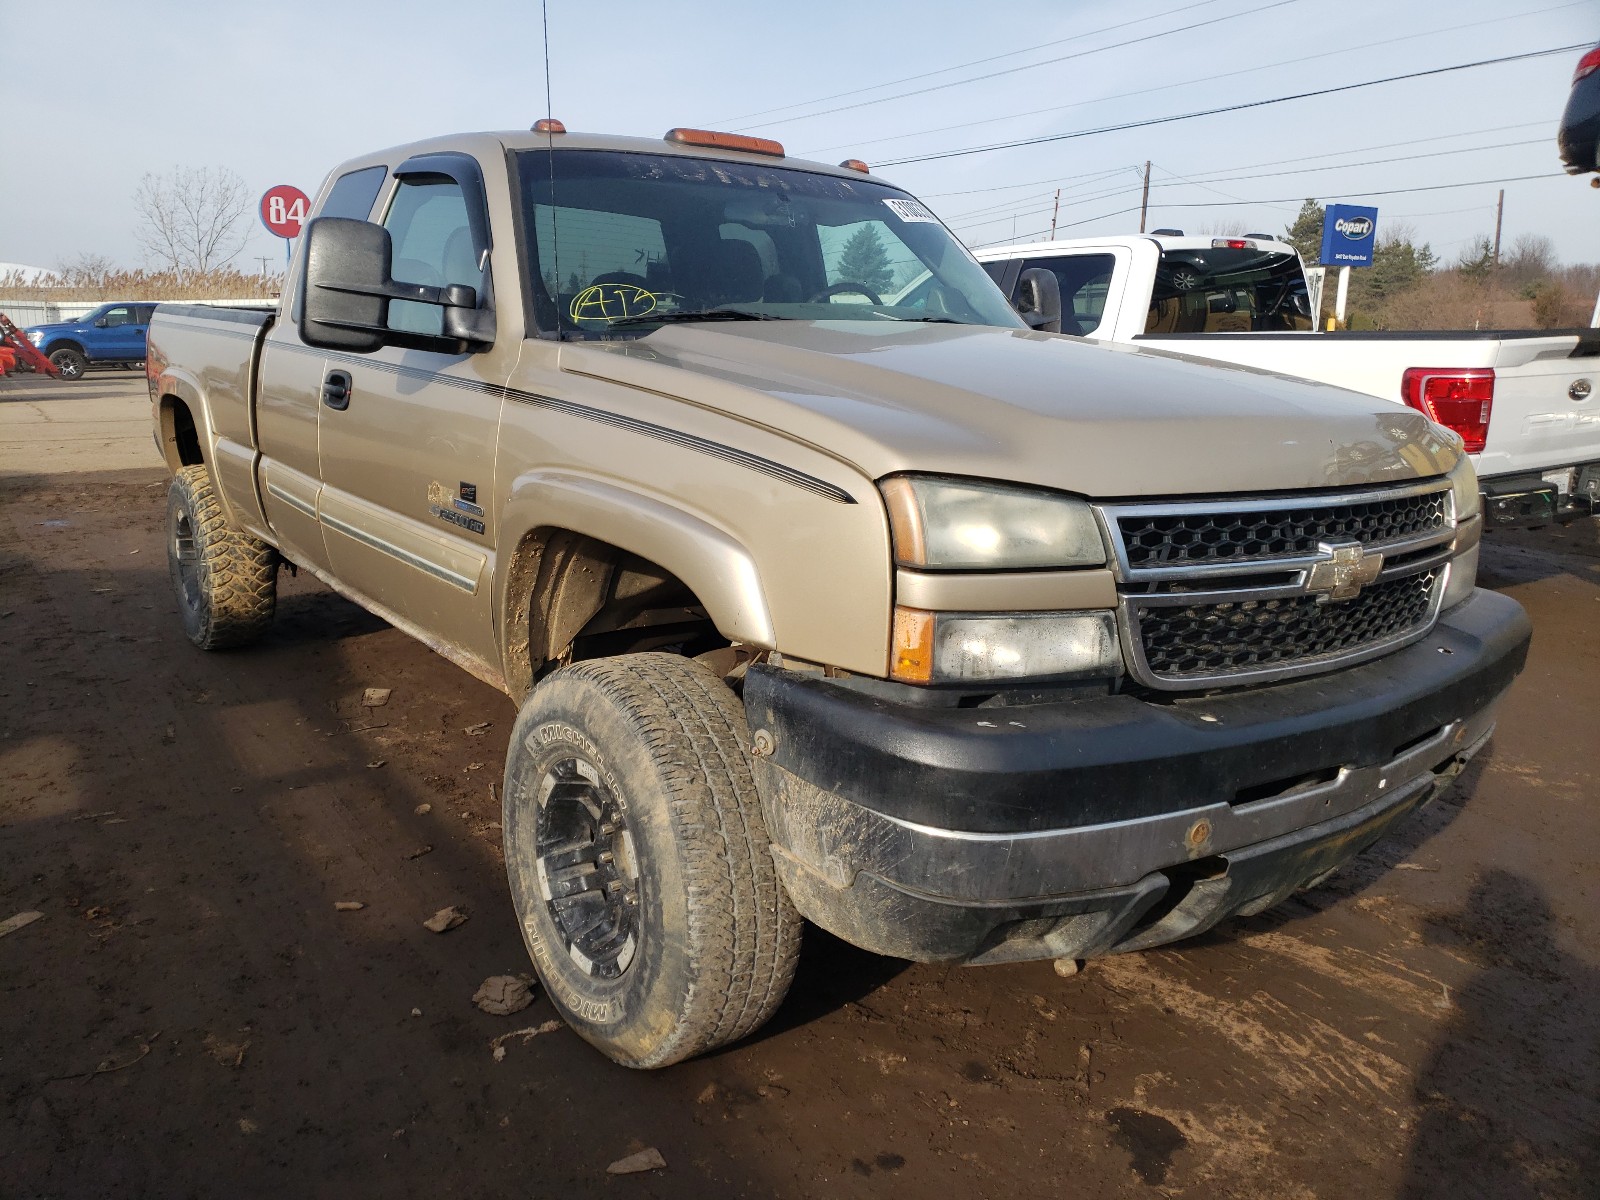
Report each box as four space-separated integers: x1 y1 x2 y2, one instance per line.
1136 570 1438 680
1118 489 1448 568
1098 479 1457 690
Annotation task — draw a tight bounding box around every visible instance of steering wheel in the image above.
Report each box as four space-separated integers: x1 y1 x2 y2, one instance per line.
808 281 883 305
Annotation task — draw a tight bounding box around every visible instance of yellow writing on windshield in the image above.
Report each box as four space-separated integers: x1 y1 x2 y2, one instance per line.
570 283 657 323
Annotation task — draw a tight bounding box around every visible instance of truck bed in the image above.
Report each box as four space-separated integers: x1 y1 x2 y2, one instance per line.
147 303 277 533
1132 327 1600 484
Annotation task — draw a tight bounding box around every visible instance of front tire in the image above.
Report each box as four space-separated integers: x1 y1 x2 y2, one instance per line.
166 464 279 649
503 653 802 1068
48 347 87 379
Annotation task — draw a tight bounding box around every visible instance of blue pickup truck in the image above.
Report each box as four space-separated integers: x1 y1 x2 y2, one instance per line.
25 302 156 379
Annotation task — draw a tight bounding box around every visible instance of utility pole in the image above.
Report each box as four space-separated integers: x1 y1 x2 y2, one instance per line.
1492 189 1504 267
1139 161 1151 234
254 256 271 278
1050 188 1061 241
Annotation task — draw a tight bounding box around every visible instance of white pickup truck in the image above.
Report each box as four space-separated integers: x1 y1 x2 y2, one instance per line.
975 234 1600 526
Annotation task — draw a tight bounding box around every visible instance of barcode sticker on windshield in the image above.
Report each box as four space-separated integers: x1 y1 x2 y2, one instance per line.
884 198 939 224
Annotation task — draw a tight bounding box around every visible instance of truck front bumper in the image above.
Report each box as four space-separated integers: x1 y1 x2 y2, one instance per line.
744 589 1530 965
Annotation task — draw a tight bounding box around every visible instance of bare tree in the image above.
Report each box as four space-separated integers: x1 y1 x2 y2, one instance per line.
134 166 250 273
1506 233 1557 275
55 252 115 285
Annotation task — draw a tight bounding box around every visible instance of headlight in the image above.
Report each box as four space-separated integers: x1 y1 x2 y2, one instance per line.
27 331 44 345
1446 454 1480 522
892 608 1121 684
880 475 1106 570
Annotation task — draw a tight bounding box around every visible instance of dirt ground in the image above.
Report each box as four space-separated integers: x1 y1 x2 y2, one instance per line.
2 373 1597 1200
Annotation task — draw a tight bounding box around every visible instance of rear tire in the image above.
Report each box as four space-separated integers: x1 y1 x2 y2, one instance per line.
503 652 802 1068
48 347 87 380
166 464 279 649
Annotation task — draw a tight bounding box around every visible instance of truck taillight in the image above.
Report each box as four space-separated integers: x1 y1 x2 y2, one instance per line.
1575 46 1600 83
1401 368 1494 454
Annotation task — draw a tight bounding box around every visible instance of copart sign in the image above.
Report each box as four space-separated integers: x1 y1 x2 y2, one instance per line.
1319 204 1379 268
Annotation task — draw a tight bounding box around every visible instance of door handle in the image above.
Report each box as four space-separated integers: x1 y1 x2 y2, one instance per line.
322 370 352 410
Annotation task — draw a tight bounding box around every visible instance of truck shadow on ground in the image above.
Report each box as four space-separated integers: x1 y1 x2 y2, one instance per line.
0 547 814 1199
1397 869 1600 1199
1479 522 1600 588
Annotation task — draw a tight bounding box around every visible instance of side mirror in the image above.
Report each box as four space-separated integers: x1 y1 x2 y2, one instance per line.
94 318 108 328
1015 268 1062 334
300 217 495 353
301 217 395 353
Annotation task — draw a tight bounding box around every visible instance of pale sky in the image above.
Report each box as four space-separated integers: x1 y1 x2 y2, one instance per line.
2 0 1596 274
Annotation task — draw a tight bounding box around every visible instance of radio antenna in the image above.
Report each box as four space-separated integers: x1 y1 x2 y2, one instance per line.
541 0 563 342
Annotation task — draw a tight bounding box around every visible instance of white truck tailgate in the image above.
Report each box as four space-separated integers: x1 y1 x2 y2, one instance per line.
1478 338 1600 479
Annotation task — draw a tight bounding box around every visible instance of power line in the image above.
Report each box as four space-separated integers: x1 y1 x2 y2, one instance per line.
970 171 1568 247
797 1 1585 158
729 0 1304 132
943 134 1549 233
940 168 1145 222
921 165 1144 201
878 44 1588 167
713 0 1230 125
914 120 1551 200
1154 137 1548 190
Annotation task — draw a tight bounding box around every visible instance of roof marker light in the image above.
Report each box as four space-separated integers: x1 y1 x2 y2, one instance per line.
838 159 870 173
665 128 785 157
532 118 567 134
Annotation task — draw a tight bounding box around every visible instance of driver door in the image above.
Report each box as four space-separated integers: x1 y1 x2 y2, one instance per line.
314 156 509 674
95 305 143 360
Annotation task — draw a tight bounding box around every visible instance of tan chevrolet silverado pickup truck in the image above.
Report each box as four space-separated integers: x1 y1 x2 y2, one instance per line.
147 125 1531 1068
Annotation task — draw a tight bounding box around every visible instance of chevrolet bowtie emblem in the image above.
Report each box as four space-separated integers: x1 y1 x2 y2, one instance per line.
1305 540 1384 602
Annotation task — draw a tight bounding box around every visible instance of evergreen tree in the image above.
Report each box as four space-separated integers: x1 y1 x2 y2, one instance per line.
836 225 895 295
1456 236 1495 281
1350 234 1436 310
1283 199 1325 265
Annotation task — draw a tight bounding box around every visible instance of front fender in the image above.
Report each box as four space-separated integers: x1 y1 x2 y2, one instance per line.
496 470 777 675
40 336 84 358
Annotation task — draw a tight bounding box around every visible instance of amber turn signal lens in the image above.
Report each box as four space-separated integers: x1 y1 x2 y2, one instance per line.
891 607 935 684
665 128 785 157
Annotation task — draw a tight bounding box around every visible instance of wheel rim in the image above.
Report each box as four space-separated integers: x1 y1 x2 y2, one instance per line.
535 756 640 979
171 505 202 612
56 356 81 378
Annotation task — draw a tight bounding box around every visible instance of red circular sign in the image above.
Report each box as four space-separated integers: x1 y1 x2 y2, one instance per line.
260 184 310 239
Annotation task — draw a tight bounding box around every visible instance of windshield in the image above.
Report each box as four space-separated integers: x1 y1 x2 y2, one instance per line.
515 149 1023 336
1144 247 1313 334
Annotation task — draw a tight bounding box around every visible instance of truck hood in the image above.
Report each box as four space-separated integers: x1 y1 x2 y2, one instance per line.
23 322 82 337
561 321 1460 497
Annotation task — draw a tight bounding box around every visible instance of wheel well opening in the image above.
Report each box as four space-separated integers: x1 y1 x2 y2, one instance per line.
161 397 203 467
503 528 733 699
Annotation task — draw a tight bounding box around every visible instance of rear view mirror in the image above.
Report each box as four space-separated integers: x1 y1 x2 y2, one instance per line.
1015 268 1062 334
300 217 496 353
94 318 107 328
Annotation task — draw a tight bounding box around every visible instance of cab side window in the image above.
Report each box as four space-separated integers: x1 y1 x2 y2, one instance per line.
383 176 483 336
1018 254 1115 335
319 165 387 222
101 306 135 327
292 166 389 326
